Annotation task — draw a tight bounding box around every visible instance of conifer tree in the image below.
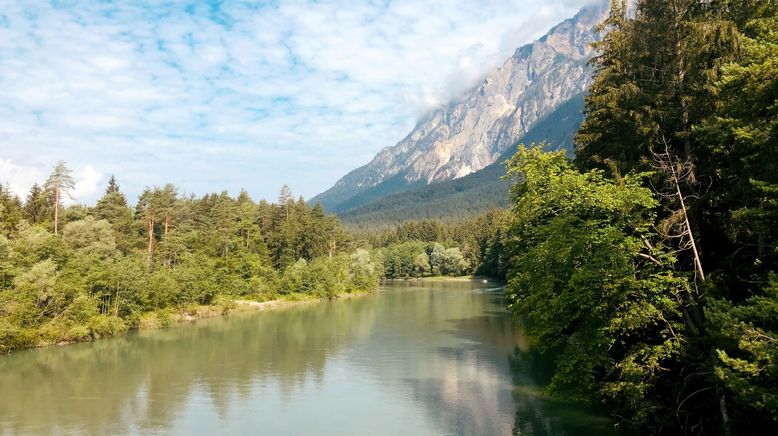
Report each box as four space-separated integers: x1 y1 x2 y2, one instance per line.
43 161 75 235
23 183 50 225
0 183 23 236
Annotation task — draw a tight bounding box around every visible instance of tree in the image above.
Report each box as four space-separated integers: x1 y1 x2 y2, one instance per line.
278 184 293 220
43 161 76 235
105 175 120 195
0 183 23 236
440 247 469 276
23 183 50 225
349 249 379 291
94 177 134 252
505 146 689 428
1 171 379 354
692 7 778 432
62 216 117 260
571 2 776 432
157 184 178 236
136 188 158 266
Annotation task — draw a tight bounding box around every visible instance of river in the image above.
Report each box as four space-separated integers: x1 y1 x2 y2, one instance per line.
0 280 623 435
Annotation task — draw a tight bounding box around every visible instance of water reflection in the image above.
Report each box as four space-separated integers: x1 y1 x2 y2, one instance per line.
0 280 622 435
0 297 378 434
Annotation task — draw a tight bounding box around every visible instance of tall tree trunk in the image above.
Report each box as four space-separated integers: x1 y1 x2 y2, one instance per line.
54 187 60 235
328 235 336 259
164 215 169 236
147 216 155 266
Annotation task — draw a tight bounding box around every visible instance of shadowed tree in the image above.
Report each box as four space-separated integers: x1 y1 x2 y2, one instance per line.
23 183 50 225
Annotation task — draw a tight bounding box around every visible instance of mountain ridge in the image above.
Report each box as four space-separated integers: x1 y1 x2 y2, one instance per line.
339 92 586 228
312 0 608 213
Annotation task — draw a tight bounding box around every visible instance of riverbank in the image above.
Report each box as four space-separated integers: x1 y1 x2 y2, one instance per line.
138 290 372 330
384 275 500 283
0 290 373 354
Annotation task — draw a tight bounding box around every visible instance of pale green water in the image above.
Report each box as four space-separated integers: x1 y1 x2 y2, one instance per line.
0 280 622 435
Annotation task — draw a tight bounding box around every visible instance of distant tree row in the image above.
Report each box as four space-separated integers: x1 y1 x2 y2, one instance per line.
354 210 511 280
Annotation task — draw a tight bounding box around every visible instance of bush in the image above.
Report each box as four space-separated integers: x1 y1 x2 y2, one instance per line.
88 314 128 338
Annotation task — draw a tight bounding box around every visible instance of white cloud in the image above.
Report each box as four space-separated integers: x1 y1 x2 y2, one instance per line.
68 165 103 205
0 158 102 205
0 158 43 199
0 0 596 203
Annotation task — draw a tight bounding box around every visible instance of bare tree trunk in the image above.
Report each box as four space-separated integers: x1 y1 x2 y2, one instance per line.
164 215 169 236
654 138 706 282
328 235 336 259
672 168 705 281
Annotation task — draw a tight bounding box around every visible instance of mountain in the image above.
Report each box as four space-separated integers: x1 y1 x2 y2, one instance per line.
339 93 585 228
312 1 608 214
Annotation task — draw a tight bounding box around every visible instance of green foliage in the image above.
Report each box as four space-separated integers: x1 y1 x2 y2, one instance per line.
62 216 117 259
568 1 778 433
356 209 510 280
373 240 473 279
505 147 687 419
707 276 778 427
0 172 378 353
348 249 380 291
22 183 50 225
0 183 23 237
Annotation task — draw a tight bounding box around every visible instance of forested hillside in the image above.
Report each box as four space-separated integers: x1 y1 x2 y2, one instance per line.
502 0 778 434
340 93 585 227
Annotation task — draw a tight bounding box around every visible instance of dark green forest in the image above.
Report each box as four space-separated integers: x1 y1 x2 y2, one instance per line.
502 0 777 434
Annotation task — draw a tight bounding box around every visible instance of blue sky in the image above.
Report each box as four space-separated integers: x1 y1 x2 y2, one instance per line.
0 0 592 204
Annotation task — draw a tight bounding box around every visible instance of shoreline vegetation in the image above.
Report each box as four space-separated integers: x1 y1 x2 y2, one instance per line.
384 275 498 283
0 171 507 354
4 273 504 353
137 289 373 331
2 275 504 353
15 290 372 352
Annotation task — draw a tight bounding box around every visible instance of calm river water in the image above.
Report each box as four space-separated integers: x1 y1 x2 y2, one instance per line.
0 280 623 435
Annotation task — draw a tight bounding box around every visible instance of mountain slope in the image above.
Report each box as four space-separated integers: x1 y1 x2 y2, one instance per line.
339 93 585 227
312 1 607 213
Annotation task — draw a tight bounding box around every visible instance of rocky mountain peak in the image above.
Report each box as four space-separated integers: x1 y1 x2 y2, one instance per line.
313 0 609 213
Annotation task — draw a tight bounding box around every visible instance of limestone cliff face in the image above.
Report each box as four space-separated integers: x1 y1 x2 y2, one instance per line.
313 1 608 213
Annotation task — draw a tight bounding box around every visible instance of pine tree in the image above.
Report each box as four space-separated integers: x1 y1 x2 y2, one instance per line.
0 183 23 236
43 161 76 235
23 183 50 225
105 175 121 195
94 177 133 253
278 184 293 220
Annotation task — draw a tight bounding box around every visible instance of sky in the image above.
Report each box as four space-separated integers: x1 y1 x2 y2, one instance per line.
0 0 593 205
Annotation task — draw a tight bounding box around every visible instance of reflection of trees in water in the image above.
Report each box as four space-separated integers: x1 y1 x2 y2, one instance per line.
0 296 378 434
508 341 626 435
0 282 626 436
354 282 525 435
377 282 622 436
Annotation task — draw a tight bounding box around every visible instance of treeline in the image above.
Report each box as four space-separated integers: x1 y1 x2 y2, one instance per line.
503 1 777 434
354 210 511 279
0 170 379 353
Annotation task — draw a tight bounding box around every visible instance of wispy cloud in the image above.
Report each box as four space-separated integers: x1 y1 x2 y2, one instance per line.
0 0 592 204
